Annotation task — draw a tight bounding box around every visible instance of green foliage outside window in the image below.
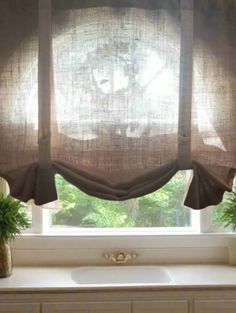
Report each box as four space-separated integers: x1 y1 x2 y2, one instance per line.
218 190 236 231
52 172 191 228
211 191 232 226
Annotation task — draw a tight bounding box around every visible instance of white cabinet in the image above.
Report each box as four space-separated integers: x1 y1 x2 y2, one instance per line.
2 289 236 313
194 300 236 313
42 302 131 313
133 301 188 313
0 303 40 313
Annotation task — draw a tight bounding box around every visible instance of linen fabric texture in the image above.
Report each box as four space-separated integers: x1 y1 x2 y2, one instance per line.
0 0 235 209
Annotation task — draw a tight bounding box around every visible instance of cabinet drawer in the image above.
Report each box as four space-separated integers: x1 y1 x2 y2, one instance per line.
195 300 236 313
133 300 188 313
0 303 40 313
42 302 131 313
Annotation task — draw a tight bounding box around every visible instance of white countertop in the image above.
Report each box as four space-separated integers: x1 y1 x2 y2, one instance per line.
1 265 236 292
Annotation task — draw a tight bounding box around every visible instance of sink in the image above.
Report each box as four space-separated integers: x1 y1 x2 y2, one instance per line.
71 266 172 285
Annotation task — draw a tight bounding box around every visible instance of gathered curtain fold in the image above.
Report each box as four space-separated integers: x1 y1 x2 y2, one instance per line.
0 0 235 209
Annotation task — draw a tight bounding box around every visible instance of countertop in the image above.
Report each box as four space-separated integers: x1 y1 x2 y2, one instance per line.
1 265 236 292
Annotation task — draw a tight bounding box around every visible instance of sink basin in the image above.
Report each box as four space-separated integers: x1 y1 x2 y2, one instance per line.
71 266 172 285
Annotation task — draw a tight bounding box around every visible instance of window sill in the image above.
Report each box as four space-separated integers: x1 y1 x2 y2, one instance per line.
11 233 234 266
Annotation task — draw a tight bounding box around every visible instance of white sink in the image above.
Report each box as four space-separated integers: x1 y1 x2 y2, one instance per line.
71 266 172 285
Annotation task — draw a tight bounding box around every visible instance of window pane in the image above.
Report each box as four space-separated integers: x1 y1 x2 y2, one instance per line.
51 171 191 228
212 201 226 225
212 184 235 227
20 204 32 228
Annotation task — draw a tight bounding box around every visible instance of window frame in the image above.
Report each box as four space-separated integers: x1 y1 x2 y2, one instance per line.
0 177 227 235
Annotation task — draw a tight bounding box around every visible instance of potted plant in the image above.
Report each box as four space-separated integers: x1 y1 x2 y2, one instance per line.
220 190 236 264
0 193 30 277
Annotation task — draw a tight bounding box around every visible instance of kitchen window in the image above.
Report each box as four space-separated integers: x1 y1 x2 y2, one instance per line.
0 1 235 267
0 174 228 235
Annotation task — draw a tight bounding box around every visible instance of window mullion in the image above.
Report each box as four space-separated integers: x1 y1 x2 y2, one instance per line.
42 208 51 234
199 207 212 233
27 204 44 234
29 205 52 234
191 209 201 233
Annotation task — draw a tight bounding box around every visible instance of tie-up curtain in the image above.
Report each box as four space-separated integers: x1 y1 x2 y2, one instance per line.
0 0 235 209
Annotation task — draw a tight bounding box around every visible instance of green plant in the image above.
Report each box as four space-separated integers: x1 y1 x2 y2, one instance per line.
0 194 30 242
220 191 236 231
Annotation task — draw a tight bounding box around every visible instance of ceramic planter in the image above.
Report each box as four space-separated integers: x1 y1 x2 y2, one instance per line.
0 239 12 278
228 236 236 265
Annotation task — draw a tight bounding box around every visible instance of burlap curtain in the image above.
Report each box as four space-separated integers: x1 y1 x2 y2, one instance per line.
0 0 235 209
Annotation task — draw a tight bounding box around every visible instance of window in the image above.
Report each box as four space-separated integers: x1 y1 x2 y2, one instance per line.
2 174 230 235
49 171 192 231
0 2 235 268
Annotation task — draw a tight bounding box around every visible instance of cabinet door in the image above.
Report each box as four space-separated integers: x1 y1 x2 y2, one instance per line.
133 301 188 313
0 303 40 313
42 302 131 313
195 300 236 313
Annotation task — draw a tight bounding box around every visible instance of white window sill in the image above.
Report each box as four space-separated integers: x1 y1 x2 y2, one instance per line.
11 233 234 267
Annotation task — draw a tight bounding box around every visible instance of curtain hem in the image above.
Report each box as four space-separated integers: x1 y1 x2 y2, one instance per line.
0 159 234 209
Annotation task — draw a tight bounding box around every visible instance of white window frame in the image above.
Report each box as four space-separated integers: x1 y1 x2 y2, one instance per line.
39 169 201 235
0 176 227 235
31 203 224 235
39 206 200 235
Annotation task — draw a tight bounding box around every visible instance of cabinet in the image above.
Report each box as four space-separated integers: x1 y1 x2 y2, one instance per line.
194 300 236 313
0 303 40 313
133 301 188 313
43 301 189 313
42 302 131 313
1 288 236 313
